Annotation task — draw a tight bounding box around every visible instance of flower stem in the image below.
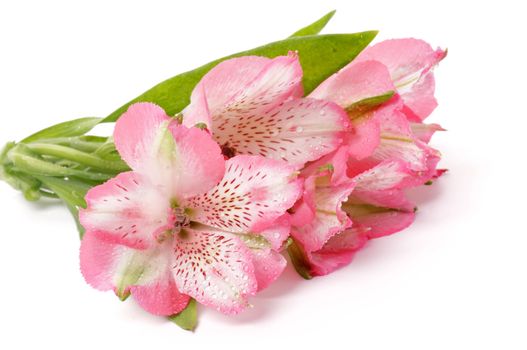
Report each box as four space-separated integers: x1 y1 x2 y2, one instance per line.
26 143 128 172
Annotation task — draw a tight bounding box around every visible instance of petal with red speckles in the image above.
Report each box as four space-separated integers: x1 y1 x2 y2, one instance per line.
184 155 301 233
183 55 302 131
183 55 347 167
80 232 190 315
210 97 348 167
172 228 257 314
80 171 170 249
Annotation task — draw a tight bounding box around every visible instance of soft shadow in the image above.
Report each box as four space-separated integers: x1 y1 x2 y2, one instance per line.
26 197 65 210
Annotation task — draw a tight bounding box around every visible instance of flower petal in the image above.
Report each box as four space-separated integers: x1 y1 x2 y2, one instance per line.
185 155 301 233
307 227 369 276
254 214 292 250
183 55 303 131
210 97 348 167
167 124 226 198
80 232 190 315
250 248 287 291
291 172 354 253
80 171 170 249
343 203 416 238
114 103 225 198
172 228 257 314
309 60 395 109
410 122 445 143
113 102 172 171
355 38 446 120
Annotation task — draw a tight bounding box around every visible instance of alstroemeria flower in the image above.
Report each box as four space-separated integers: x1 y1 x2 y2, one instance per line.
352 38 447 121
290 148 418 276
80 102 301 315
182 54 349 167
309 39 445 185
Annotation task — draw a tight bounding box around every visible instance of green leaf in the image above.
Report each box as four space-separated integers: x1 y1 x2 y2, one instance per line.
346 91 395 119
169 299 197 331
103 31 377 122
290 10 336 37
22 117 102 143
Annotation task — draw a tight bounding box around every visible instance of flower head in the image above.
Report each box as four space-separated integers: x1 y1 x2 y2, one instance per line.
80 102 301 315
182 53 349 167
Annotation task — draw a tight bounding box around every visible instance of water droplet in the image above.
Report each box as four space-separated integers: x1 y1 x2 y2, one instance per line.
295 126 304 133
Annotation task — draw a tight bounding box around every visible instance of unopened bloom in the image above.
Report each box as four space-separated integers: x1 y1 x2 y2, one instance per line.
80 102 301 315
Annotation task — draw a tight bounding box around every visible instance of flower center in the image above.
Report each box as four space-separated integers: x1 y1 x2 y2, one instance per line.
171 206 191 234
156 204 191 243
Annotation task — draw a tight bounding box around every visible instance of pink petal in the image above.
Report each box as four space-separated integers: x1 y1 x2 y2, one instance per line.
210 97 348 167
255 214 292 250
167 124 226 198
181 83 212 128
410 122 445 143
172 228 257 314
369 100 441 175
346 116 381 160
80 232 190 315
355 38 446 120
251 248 287 291
401 73 438 121
79 171 170 249
291 172 354 253
349 160 416 211
114 103 225 198
113 102 171 171
307 227 369 276
309 60 395 108
184 155 302 233
183 54 303 131
345 205 416 238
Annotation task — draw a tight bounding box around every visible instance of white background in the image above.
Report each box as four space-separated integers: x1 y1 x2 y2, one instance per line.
0 0 525 349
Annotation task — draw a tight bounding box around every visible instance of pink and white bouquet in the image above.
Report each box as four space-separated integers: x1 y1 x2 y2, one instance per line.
0 11 446 330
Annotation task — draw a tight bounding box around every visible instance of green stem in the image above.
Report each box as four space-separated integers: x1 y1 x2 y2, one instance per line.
8 150 113 181
26 143 129 172
38 137 106 153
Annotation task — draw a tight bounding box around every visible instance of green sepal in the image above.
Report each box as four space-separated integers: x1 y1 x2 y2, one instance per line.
169 299 197 331
286 238 313 280
103 31 377 123
22 117 101 143
346 91 395 119
289 10 336 37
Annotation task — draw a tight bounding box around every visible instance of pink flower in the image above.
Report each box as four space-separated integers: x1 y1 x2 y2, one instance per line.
289 39 446 276
310 38 446 185
182 53 349 167
79 102 301 315
290 150 418 276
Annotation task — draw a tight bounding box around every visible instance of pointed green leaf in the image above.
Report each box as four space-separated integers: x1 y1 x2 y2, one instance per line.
22 117 102 143
103 31 377 122
169 299 197 331
290 10 336 37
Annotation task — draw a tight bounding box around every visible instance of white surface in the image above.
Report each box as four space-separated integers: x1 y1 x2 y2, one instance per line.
0 1 525 349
